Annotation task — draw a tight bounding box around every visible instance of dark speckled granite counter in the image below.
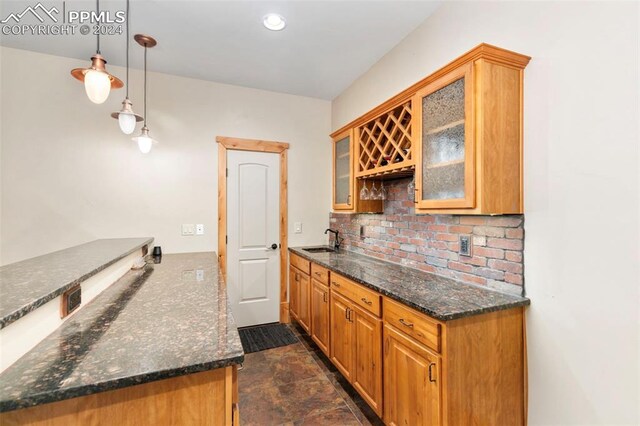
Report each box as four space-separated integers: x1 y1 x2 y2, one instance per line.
0 238 153 329
0 252 244 412
290 247 529 321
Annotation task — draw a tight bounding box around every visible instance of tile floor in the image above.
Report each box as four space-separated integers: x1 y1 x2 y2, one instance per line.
238 324 385 426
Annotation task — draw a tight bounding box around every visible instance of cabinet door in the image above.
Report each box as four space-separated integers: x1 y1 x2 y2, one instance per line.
414 63 475 209
298 272 311 333
333 130 353 210
353 306 383 416
289 266 299 320
383 324 441 426
330 291 354 381
311 280 330 356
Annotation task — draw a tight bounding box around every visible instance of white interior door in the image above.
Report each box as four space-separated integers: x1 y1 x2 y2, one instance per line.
227 150 280 327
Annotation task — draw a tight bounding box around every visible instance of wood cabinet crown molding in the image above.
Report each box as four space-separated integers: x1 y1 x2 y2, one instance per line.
330 43 530 138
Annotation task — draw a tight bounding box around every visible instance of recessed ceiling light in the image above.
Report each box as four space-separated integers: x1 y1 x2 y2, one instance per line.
263 13 286 31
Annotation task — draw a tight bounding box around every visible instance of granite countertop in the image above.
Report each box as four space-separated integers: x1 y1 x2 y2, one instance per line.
0 252 244 412
290 246 529 321
0 238 153 329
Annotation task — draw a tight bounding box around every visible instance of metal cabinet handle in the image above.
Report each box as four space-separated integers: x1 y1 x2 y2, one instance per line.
295 273 300 282
314 271 322 277
332 281 340 287
345 307 349 320
399 318 414 329
347 195 351 204
428 362 437 383
361 297 372 306
323 292 327 303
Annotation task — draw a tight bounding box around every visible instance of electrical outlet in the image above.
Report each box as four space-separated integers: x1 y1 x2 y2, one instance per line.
294 222 302 234
459 235 472 256
196 269 205 281
196 224 204 235
182 224 195 236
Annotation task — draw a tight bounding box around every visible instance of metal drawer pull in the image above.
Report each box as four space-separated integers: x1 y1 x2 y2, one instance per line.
360 297 372 306
428 362 436 382
399 318 414 328
323 292 327 302
332 281 340 287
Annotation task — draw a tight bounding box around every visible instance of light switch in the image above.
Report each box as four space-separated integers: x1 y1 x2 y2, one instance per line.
294 222 302 234
182 224 195 236
196 224 204 235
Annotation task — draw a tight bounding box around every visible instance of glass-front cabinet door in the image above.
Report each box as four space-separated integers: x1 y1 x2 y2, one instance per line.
332 130 353 210
414 63 475 209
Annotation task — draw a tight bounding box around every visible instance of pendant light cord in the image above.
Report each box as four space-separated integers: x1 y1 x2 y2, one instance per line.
96 0 100 54
125 0 129 98
143 44 147 126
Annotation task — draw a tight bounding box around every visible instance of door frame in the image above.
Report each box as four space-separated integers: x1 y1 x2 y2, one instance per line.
216 136 290 323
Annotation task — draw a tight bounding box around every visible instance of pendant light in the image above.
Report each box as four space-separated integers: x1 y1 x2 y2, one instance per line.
111 0 142 134
131 34 158 154
70 0 123 104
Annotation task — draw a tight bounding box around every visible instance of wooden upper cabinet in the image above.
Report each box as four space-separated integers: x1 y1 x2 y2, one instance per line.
355 100 415 179
332 129 354 210
332 130 383 213
414 63 475 210
414 55 528 214
330 43 530 215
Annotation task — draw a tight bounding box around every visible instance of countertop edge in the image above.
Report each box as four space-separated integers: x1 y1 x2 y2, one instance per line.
289 247 530 321
0 238 154 330
0 354 244 413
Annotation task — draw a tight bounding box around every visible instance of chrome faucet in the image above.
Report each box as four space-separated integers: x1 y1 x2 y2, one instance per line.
324 228 343 250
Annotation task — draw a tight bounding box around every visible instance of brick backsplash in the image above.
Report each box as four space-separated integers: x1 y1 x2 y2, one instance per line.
329 178 525 296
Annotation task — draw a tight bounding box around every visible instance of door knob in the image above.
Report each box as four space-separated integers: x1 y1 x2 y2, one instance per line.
267 243 278 250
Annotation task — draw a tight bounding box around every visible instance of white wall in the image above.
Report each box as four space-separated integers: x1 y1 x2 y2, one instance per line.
0 47 332 265
333 2 639 425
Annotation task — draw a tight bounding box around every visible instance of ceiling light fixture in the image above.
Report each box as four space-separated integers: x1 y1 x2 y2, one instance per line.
263 13 286 31
111 0 142 134
71 0 123 104
131 34 158 154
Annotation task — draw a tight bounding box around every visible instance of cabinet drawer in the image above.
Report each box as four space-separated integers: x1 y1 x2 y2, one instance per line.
290 253 310 275
311 263 329 285
330 273 381 317
383 298 441 353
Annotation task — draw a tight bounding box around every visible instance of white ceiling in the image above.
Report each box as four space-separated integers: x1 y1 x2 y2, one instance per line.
0 0 441 99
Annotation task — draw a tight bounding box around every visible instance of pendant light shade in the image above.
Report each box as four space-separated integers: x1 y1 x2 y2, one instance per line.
111 0 142 133
113 98 142 134
70 0 122 104
133 126 153 153
131 34 158 154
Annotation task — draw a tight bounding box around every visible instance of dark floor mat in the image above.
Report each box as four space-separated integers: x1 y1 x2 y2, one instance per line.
238 323 299 353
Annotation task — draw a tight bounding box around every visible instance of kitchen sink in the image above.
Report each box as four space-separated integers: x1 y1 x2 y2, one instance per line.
303 247 336 253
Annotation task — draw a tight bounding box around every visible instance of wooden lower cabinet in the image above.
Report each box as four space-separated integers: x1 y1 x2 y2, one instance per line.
352 305 383 416
329 290 354 381
0 367 239 426
383 324 441 426
289 265 299 320
297 272 310 333
291 257 526 425
310 280 330 356
289 264 310 332
330 289 383 416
